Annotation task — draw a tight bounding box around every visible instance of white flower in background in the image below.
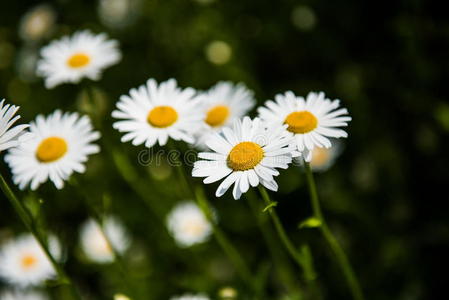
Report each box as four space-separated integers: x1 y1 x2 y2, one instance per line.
4 110 100 190
113 293 131 300
79 216 130 264
37 30 121 88
0 234 60 287
258 91 351 161
170 293 210 300
0 290 49 300
98 0 141 29
166 201 212 247
0 100 30 152
19 4 56 42
306 140 342 172
112 78 202 148
195 81 255 149
193 117 296 200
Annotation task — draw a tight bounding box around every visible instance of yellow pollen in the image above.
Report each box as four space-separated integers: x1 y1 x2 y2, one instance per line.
227 142 264 171
36 137 68 163
67 53 90 68
21 254 37 269
205 105 230 127
147 106 178 128
284 111 318 134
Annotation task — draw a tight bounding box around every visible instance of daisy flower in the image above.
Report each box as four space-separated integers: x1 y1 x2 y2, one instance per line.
258 91 351 161
0 234 61 288
79 216 130 264
194 81 255 149
170 293 210 300
0 100 30 152
36 30 121 88
4 110 100 190
192 117 296 200
0 290 48 300
112 78 202 148
166 201 212 248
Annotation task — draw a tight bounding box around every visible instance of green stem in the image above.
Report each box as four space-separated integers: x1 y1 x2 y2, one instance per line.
96 216 137 300
70 177 138 300
0 172 81 300
194 185 256 292
258 186 316 282
166 145 257 291
246 192 303 296
303 161 365 300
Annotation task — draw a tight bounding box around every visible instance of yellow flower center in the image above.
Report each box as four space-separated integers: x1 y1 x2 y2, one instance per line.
284 111 318 134
227 142 264 171
311 147 330 167
21 254 37 269
205 105 230 127
147 106 178 128
67 53 91 68
36 137 68 163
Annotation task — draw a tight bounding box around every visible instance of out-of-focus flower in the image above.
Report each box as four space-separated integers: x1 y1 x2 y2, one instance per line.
113 293 131 300
170 293 210 300
258 91 351 161
5 111 100 190
195 81 255 149
307 141 342 172
112 78 202 148
205 41 232 65
36 30 121 89
98 0 141 29
218 287 237 299
291 5 317 31
166 201 212 247
0 99 29 152
193 117 296 200
16 47 40 82
0 234 60 287
79 216 130 264
19 4 56 42
0 290 48 300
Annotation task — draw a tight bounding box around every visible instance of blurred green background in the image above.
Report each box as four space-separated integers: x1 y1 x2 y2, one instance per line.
1 0 449 299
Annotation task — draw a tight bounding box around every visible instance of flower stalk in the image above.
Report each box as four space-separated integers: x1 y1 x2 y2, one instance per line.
0 172 81 300
167 143 258 294
258 186 317 282
303 161 365 300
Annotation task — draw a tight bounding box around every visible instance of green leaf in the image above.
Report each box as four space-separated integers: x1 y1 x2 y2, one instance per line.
262 201 278 212
298 217 322 228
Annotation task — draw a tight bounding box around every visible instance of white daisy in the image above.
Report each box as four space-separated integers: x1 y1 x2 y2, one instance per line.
0 290 49 300
258 91 351 161
170 293 210 300
19 4 56 42
79 216 130 264
192 117 296 200
0 234 61 288
4 110 100 190
36 30 121 88
166 201 212 248
112 78 203 148
194 81 255 149
0 100 30 152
